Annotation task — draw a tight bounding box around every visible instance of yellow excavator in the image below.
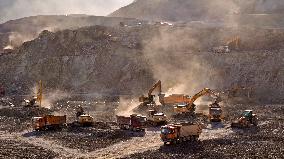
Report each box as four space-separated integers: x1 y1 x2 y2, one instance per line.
173 88 221 113
139 80 162 106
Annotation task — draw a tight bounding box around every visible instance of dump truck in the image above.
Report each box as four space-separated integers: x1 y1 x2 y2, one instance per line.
160 122 204 145
32 115 66 131
231 110 258 128
147 110 167 126
116 114 147 131
208 102 223 122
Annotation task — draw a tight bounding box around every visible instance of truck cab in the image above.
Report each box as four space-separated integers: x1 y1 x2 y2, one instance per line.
208 102 222 122
32 117 45 130
160 125 177 144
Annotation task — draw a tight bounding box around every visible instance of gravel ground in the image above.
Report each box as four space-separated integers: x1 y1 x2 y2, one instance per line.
124 104 284 159
0 139 57 158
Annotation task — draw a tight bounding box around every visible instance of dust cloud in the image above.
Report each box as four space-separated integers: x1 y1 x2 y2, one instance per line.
142 27 220 96
115 97 139 116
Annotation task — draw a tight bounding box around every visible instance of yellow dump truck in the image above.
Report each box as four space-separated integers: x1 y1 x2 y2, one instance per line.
160 122 204 145
32 115 66 131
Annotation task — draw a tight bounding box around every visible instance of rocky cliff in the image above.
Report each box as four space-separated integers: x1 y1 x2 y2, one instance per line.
0 24 283 103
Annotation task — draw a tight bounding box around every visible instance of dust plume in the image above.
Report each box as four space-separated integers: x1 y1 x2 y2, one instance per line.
142 27 221 96
115 97 139 116
41 90 70 109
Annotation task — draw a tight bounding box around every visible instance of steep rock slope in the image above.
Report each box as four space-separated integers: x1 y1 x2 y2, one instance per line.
0 15 145 52
110 0 284 25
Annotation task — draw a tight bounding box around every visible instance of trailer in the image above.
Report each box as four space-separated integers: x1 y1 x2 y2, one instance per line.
116 114 147 131
33 115 66 131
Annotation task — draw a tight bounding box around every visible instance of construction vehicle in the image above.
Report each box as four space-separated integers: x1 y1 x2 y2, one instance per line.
147 109 167 126
116 114 147 131
212 45 230 53
32 115 66 131
160 122 204 145
23 80 43 107
212 36 240 53
231 110 258 128
208 101 223 122
173 88 221 113
76 106 94 126
139 80 162 106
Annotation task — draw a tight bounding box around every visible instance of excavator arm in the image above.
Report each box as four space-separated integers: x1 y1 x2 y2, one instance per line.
139 80 162 104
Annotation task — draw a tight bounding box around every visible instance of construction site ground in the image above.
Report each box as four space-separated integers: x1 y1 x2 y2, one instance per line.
0 98 283 159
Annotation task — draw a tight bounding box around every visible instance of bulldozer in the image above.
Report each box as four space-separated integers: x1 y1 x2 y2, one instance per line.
231 110 258 128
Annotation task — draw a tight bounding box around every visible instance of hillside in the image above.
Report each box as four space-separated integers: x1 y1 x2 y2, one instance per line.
110 0 284 24
0 24 283 102
0 15 145 52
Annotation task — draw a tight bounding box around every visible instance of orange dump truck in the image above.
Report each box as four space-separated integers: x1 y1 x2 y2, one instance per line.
32 115 66 131
160 122 204 145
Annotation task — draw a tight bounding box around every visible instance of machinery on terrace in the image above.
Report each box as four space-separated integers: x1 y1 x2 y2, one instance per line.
173 88 221 113
33 115 66 131
160 122 204 145
23 80 43 107
212 36 240 53
231 110 258 128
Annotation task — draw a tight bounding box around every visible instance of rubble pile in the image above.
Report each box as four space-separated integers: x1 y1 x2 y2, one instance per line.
0 139 57 158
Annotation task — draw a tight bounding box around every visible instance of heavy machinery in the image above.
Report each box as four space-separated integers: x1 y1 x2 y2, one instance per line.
160 122 204 145
173 88 221 113
212 36 240 53
139 80 162 106
212 45 230 53
208 101 223 122
23 80 43 107
231 110 258 128
147 109 167 126
32 115 66 131
116 114 147 131
76 106 94 126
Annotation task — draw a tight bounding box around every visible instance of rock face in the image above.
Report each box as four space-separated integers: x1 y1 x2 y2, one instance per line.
110 0 284 23
0 24 283 103
0 15 145 53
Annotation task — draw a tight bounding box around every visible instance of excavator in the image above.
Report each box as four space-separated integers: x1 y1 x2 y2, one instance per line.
139 80 162 106
138 80 167 126
23 80 43 107
173 88 221 114
212 36 240 53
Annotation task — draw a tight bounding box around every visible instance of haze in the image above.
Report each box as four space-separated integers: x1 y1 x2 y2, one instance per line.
0 0 133 23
